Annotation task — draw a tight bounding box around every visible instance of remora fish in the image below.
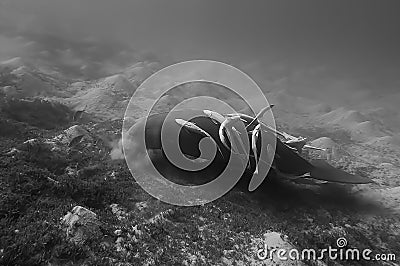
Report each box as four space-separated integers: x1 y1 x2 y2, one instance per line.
231 126 251 168
203 110 225 124
226 112 288 139
245 104 274 129
252 124 261 174
175 118 225 159
218 116 242 153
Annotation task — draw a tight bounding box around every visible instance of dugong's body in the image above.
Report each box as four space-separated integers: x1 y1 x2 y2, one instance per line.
124 109 372 185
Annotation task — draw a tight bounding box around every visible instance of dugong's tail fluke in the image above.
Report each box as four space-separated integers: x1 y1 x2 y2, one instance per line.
309 159 373 184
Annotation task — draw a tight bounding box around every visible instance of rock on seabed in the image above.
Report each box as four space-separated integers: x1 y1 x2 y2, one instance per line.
61 206 102 245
